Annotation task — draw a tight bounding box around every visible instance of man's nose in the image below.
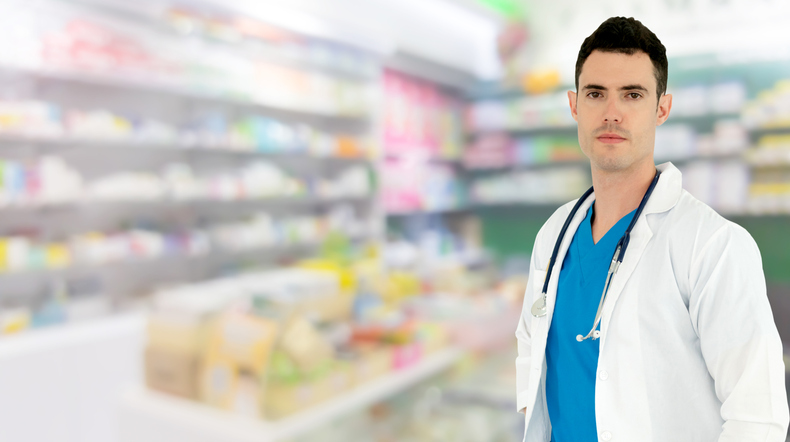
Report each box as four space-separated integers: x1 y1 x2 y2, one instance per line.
603 98 622 124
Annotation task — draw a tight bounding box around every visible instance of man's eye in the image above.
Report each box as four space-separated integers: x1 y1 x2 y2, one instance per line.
588 92 601 98
628 93 642 99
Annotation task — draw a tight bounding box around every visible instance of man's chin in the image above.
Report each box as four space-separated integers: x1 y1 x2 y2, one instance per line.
591 157 629 172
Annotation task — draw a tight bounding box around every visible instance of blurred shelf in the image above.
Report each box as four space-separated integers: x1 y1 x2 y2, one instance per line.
386 201 569 216
471 201 566 212
386 205 470 217
0 240 342 284
382 151 462 165
0 312 144 356
749 125 790 137
467 125 576 138
443 387 515 410
657 152 746 164
664 112 741 125
743 159 790 168
0 65 370 124
118 347 466 442
0 195 373 213
0 134 373 163
464 81 534 101
84 0 382 83
462 159 588 172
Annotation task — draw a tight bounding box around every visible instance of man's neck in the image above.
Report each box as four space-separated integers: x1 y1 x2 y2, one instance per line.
590 160 656 244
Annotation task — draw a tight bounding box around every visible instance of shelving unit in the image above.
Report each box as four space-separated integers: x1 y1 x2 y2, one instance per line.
0 195 372 212
0 0 383 318
118 347 466 442
0 240 342 282
0 134 374 161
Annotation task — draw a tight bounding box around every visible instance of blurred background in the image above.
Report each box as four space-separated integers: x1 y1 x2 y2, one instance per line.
0 0 787 441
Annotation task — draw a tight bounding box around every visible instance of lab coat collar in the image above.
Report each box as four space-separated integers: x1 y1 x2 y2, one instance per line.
643 162 682 215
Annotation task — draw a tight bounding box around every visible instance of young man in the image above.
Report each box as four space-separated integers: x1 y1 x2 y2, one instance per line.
515 17 789 441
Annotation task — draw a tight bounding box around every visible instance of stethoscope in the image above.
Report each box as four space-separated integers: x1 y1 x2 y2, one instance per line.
531 169 661 342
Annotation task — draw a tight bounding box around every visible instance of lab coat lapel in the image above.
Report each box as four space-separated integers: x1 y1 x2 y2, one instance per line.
598 162 682 349
598 217 653 349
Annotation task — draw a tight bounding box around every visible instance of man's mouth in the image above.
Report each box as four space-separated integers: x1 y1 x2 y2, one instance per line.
597 133 626 144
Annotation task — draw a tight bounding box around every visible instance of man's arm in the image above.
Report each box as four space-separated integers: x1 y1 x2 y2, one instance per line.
689 223 789 441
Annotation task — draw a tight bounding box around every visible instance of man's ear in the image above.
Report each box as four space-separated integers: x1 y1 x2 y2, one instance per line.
656 93 672 126
568 90 578 122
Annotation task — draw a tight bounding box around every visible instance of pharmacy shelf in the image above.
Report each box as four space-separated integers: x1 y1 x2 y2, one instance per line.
386 206 470 217
663 112 742 125
0 311 144 357
466 125 576 138
0 240 338 285
0 311 146 442
0 134 373 163
0 64 370 124
385 201 566 216
462 159 587 172
657 152 746 164
749 125 790 138
67 0 380 83
0 195 373 213
118 347 466 442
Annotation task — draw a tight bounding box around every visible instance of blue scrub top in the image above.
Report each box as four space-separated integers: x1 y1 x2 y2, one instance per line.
545 204 636 442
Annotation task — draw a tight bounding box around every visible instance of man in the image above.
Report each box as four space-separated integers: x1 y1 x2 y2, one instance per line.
515 17 789 442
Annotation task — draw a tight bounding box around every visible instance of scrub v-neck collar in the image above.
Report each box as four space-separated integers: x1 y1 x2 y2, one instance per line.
574 205 636 281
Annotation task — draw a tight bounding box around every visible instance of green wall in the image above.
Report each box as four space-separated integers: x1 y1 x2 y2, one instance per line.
481 210 790 284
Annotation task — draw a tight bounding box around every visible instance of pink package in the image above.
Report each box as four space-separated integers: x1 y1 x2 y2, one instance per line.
392 343 423 370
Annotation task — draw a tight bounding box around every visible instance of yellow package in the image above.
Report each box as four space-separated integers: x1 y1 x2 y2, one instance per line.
1 308 30 334
144 346 201 399
0 238 8 271
204 312 279 374
199 354 238 410
45 243 71 269
147 312 211 356
279 316 334 373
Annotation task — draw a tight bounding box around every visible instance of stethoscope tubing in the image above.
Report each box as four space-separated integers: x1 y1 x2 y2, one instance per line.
533 169 662 342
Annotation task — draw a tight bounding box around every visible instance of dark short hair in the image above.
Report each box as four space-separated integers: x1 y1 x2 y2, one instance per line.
575 17 668 100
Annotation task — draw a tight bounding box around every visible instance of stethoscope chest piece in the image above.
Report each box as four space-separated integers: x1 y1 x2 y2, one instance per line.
531 296 548 317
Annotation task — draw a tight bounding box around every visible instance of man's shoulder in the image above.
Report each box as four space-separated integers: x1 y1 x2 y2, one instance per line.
670 189 728 226
665 189 757 249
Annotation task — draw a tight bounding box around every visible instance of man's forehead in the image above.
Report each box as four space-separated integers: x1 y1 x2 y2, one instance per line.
579 50 656 91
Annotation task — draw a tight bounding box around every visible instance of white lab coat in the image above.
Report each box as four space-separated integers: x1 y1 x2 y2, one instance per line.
516 162 789 442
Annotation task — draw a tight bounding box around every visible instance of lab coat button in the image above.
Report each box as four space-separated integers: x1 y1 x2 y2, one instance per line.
601 431 612 441
598 370 609 380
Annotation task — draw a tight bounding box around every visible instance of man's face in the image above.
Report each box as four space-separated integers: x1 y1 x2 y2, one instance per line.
568 50 672 173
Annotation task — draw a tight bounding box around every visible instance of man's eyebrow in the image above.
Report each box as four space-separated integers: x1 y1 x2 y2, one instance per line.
581 84 649 92
620 84 648 92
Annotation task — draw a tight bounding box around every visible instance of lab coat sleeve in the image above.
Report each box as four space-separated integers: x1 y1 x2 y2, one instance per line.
516 225 550 414
688 223 789 441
